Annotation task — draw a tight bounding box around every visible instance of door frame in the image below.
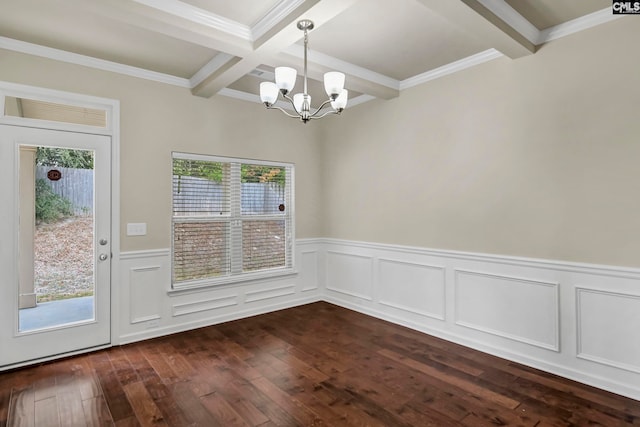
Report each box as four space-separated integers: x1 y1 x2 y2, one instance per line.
0 81 121 366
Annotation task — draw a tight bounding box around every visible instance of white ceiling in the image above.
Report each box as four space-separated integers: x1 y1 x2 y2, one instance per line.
0 0 618 109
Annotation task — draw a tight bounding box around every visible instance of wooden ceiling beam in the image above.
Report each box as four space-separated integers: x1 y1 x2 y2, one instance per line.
191 0 368 98
415 0 536 59
95 0 398 99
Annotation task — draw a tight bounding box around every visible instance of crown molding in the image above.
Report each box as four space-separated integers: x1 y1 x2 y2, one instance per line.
133 0 252 40
252 0 306 41
0 36 191 88
400 49 503 90
476 2 623 47
0 3 626 102
0 35 507 97
539 8 624 43
476 0 541 44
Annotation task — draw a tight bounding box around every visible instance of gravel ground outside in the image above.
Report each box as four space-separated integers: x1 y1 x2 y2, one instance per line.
34 216 94 302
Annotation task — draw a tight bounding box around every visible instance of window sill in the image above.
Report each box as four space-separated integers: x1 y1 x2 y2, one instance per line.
167 268 298 296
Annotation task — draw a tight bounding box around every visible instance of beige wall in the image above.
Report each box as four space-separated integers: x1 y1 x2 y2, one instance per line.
0 51 324 251
320 18 640 268
2 17 639 266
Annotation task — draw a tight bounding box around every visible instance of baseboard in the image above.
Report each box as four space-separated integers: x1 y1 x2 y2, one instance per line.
118 294 322 345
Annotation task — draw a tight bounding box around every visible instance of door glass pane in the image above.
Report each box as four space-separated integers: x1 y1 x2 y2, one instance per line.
18 145 95 332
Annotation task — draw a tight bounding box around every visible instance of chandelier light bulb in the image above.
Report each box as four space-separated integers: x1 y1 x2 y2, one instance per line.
324 72 345 99
260 82 278 105
331 89 348 111
293 93 311 114
275 67 297 94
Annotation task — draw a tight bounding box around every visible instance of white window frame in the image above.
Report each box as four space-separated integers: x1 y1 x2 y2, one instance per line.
171 152 295 290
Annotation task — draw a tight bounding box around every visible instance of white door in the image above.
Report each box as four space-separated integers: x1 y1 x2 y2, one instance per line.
0 125 111 367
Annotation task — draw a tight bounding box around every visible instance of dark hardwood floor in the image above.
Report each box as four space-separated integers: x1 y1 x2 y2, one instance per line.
1 302 639 426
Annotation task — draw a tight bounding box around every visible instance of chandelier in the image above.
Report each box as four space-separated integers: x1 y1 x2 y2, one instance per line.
259 19 348 123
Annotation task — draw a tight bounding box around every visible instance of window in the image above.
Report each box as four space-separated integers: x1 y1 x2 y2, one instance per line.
172 153 294 289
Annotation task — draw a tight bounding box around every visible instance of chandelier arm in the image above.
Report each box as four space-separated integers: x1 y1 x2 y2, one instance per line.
281 93 302 115
266 105 301 119
309 98 334 118
309 110 340 120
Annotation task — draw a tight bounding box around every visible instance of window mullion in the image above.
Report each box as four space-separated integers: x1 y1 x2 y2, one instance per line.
229 162 243 275
285 165 293 269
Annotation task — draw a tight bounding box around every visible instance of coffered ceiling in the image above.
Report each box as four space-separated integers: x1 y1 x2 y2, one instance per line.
0 0 618 109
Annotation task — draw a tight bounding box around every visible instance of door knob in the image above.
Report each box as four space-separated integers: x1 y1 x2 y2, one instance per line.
99 253 108 261
99 238 108 245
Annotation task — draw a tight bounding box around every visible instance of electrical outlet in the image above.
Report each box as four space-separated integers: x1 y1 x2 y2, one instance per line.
127 222 147 236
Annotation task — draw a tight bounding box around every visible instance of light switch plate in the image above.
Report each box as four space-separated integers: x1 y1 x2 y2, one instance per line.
127 222 147 236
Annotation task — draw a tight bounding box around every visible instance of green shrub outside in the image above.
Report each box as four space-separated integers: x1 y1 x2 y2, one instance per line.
35 178 74 223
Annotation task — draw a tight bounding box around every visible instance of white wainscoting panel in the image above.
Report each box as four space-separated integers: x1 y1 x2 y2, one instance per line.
245 284 296 303
318 238 640 401
172 294 239 317
118 239 640 401
129 265 163 324
454 269 559 351
326 251 374 300
117 240 322 345
300 250 319 292
577 287 640 374
378 259 446 320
